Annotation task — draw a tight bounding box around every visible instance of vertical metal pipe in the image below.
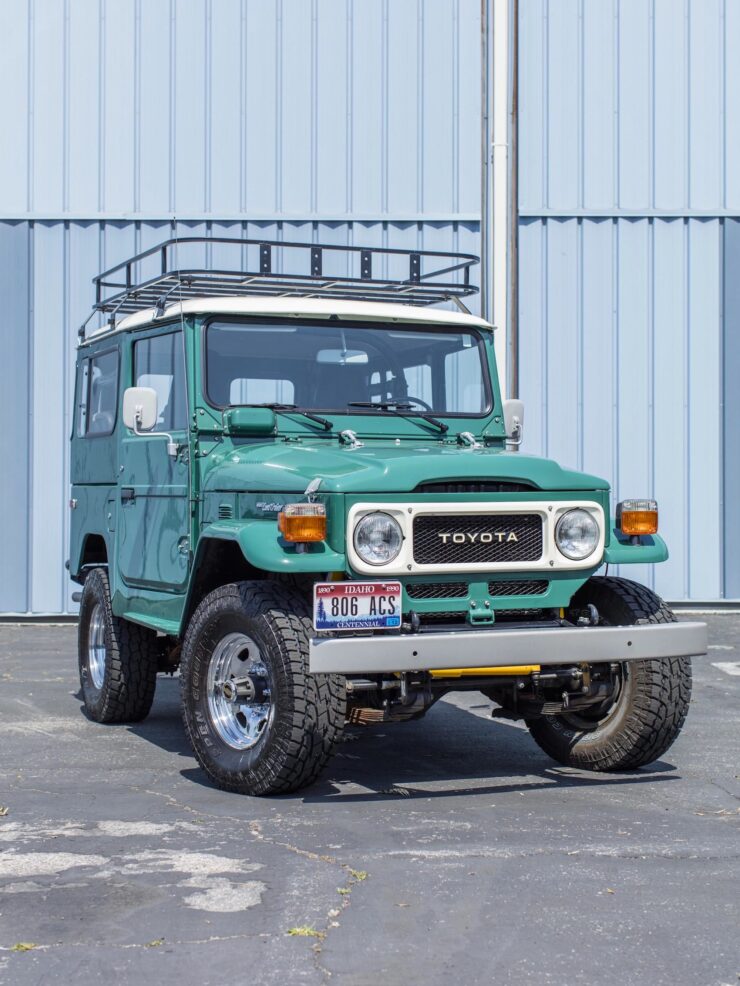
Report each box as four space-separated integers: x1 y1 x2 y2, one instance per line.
491 0 510 396
480 0 490 322
508 0 519 398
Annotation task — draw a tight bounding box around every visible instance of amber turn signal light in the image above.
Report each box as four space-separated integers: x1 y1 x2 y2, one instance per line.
278 503 327 542
616 499 658 536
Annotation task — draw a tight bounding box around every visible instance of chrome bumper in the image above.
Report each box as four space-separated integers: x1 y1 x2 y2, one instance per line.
308 621 707 675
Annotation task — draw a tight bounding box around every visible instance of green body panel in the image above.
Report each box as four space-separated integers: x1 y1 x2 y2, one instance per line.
399 570 603 617
112 586 185 636
69 484 116 573
117 436 190 591
200 520 346 572
199 440 608 496
223 406 278 436
69 314 669 638
604 530 669 565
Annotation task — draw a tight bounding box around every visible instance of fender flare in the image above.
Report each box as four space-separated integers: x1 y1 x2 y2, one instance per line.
195 520 346 573
603 530 668 565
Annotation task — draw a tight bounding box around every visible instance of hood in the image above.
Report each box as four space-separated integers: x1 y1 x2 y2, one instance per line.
202 440 609 494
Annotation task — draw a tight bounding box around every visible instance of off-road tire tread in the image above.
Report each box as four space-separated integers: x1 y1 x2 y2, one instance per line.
78 567 159 723
527 576 692 771
181 581 345 796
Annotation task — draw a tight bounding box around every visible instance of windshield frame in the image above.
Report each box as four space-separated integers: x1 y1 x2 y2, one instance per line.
201 315 495 420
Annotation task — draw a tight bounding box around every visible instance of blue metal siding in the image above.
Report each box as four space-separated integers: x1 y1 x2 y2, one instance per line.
518 0 735 600
2 0 481 222
0 225 31 612
723 219 740 597
519 0 738 217
518 217 724 600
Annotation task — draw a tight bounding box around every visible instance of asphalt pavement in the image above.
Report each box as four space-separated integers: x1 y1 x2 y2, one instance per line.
0 617 738 986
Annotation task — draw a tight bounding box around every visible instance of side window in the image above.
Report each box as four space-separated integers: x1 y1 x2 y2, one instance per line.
86 350 119 437
134 332 187 432
76 359 90 436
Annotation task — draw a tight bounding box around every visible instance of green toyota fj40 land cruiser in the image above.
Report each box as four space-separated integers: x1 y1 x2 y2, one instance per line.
70 238 707 795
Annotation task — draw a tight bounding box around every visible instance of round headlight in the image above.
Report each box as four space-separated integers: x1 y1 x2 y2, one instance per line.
555 509 600 561
353 512 403 566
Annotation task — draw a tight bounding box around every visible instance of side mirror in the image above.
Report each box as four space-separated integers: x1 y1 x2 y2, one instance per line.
503 398 524 447
123 387 158 432
122 386 179 457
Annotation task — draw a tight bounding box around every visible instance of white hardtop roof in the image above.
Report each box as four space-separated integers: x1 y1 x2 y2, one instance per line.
88 295 493 339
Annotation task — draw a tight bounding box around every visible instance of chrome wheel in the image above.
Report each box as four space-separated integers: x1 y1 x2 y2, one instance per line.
206 632 273 750
88 602 107 690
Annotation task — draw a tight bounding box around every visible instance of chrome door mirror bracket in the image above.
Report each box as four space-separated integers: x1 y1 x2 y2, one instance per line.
503 399 524 448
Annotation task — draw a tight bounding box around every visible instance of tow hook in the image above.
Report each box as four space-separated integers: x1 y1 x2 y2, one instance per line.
576 604 600 627
401 610 421 634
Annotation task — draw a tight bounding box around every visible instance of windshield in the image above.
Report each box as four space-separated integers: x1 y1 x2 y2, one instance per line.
205 319 492 416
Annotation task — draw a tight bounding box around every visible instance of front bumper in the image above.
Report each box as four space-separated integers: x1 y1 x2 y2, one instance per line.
308 621 707 675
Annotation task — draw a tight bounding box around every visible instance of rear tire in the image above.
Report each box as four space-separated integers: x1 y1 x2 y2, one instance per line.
527 576 692 771
180 581 346 796
78 567 159 723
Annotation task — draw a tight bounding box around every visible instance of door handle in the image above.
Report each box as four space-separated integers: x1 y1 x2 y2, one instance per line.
121 487 135 502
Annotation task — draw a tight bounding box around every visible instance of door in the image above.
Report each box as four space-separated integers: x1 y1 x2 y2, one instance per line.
117 329 191 591
70 347 120 571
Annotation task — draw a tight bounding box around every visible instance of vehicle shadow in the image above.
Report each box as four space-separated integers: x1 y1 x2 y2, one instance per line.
299 703 678 804
121 678 679 802
73 676 194 756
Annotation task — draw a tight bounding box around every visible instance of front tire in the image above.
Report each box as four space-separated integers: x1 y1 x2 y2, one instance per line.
527 577 692 771
180 581 346 795
78 567 159 723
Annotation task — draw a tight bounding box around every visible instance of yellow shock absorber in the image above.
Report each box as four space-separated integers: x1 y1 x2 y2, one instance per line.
430 665 541 678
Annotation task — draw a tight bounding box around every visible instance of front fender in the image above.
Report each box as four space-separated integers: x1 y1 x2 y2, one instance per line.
603 529 669 565
200 520 346 573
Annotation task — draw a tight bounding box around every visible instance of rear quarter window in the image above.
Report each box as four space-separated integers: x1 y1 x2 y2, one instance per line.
76 349 119 438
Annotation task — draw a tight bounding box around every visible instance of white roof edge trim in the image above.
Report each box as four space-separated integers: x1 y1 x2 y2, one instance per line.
86 296 493 339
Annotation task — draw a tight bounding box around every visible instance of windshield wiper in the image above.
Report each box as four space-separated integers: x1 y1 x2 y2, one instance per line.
249 403 333 432
347 400 449 434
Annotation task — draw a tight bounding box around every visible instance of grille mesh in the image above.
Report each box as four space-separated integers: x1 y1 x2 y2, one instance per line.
406 581 469 600
414 480 534 494
419 611 468 624
488 580 548 597
412 513 543 565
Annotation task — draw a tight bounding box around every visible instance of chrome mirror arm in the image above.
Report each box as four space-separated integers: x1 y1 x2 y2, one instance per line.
133 408 179 458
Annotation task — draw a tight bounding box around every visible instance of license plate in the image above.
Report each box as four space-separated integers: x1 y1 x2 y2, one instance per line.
313 581 402 632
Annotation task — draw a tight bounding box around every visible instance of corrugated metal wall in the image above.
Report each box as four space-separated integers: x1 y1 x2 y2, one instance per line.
0 0 483 615
1 0 481 221
2 0 736 612
519 0 739 216
518 0 738 601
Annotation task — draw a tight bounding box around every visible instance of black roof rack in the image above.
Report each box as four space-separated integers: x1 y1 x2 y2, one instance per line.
91 237 479 325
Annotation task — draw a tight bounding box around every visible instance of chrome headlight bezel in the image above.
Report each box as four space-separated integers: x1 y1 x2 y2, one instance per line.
555 508 600 561
353 511 404 567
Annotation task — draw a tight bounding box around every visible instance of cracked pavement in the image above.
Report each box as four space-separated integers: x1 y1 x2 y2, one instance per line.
0 618 738 985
